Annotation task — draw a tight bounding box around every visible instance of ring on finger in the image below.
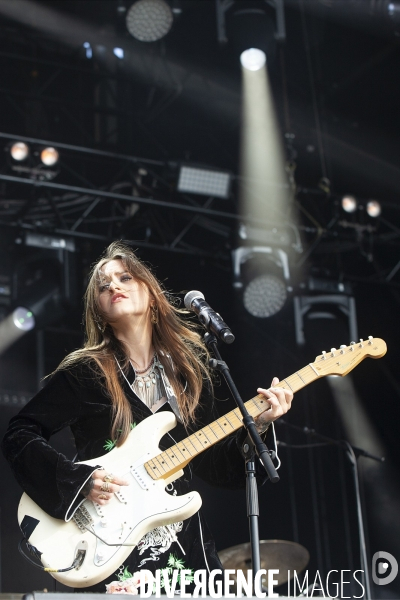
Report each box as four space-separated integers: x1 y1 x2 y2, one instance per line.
103 473 114 483
100 482 111 492
98 494 107 500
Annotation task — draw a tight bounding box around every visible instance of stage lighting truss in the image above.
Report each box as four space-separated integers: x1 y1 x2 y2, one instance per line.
6 140 60 180
232 246 291 318
177 165 231 199
0 133 242 259
126 0 174 42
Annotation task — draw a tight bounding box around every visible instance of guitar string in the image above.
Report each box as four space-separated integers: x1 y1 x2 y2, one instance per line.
150 397 275 476
151 366 326 477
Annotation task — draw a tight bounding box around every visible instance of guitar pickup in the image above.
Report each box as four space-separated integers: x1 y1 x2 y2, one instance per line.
114 490 127 504
130 465 149 491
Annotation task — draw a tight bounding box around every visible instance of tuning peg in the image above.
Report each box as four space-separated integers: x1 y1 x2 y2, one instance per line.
331 348 336 356
368 336 373 344
350 341 355 351
359 338 364 347
322 350 327 360
340 345 346 354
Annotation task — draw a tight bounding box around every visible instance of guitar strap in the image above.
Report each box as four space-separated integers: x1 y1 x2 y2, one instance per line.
156 353 184 425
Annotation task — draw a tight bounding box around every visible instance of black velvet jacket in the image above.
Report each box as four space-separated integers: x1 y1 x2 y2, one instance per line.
2 360 274 592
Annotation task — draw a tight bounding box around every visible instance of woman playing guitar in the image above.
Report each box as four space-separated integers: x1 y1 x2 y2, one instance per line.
2 241 293 593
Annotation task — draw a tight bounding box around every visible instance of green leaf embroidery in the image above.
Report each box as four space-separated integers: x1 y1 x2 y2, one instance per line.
103 422 137 452
158 553 194 591
103 439 115 452
118 566 133 582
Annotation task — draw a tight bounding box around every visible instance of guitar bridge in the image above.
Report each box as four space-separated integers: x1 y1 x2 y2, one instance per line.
73 505 94 532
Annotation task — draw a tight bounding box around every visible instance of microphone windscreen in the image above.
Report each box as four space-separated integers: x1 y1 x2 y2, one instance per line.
184 290 205 310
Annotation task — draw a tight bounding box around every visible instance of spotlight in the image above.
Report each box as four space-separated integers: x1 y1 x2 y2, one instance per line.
341 195 357 213
126 0 173 42
10 142 29 161
232 246 290 317
12 307 35 331
388 1 400 21
243 274 287 318
240 48 267 71
113 47 125 59
83 42 93 59
0 307 35 355
40 147 59 166
366 200 381 218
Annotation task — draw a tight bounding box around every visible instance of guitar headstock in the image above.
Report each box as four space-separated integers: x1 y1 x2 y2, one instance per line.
312 337 387 377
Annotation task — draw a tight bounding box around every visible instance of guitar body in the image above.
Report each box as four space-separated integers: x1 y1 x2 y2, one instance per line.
18 411 202 588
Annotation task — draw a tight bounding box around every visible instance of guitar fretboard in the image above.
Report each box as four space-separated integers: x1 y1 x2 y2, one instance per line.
144 363 319 480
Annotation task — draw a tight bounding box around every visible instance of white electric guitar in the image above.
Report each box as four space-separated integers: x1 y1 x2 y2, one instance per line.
18 337 386 587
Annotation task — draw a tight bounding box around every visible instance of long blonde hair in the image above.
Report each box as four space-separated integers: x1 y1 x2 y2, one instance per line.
57 242 210 445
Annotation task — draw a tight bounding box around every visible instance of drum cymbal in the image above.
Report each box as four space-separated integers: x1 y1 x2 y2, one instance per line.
218 539 310 587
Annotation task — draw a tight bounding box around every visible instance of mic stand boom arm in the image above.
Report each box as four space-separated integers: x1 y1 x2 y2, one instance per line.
204 332 280 592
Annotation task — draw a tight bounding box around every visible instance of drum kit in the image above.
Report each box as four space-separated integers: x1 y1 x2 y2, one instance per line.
219 539 310 589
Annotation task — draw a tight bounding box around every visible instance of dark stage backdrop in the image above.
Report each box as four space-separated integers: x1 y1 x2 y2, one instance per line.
1 246 399 595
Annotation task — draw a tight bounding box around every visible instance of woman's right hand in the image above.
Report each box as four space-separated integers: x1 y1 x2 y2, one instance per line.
83 469 129 505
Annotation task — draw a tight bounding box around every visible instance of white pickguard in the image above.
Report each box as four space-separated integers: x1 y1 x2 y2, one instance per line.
18 412 202 588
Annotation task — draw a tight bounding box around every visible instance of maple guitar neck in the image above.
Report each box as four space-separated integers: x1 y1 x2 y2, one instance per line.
144 337 387 481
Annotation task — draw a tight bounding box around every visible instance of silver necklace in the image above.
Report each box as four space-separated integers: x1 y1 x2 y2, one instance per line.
131 355 164 409
114 354 183 422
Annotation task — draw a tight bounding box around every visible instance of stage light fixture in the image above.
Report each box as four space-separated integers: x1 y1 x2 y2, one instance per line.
0 307 35 356
293 290 358 347
113 47 125 59
243 273 287 318
83 42 93 59
177 166 231 199
40 147 59 166
232 246 290 318
10 142 29 161
126 0 173 42
240 48 267 71
12 307 35 331
341 195 357 213
388 1 400 21
366 200 381 218
25 233 75 252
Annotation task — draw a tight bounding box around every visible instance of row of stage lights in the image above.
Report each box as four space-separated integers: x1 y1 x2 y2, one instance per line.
341 195 381 218
9 141 59 167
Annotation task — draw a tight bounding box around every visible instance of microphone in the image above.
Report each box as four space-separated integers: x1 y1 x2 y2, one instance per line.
184 290 235 344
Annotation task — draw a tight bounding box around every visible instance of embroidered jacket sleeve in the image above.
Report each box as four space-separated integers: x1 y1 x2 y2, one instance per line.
1 366 104 521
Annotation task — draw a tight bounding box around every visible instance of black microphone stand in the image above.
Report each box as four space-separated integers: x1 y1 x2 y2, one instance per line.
203 332 280 594
275 419 385 600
